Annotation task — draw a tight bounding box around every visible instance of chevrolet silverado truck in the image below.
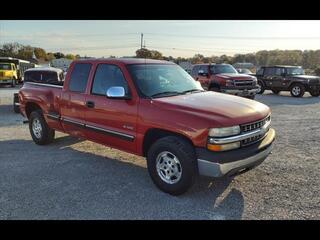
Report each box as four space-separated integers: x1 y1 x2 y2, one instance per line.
0 62 18 87
19 58 275 195
191 63 260 99
256 65 320 97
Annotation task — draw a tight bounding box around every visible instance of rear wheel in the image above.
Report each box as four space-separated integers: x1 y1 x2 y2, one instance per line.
272 89 280 94
29 110 55 145
146 136 197 195
309 89 320 97
11 78 16 88
290 83 305 97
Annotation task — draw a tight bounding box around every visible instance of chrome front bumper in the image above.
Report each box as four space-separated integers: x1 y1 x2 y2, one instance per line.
198 144 272 177
221 88 260 96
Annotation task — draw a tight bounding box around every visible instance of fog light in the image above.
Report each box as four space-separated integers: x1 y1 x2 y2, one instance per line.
207 141 240 152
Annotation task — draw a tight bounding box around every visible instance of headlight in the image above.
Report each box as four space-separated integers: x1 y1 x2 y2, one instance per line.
209 126 240 137
207 141 240 152
226 79 234 86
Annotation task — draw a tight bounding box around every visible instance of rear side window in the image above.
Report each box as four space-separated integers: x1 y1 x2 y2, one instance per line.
91 64 129 96
264 67 275 76
69 63 92 93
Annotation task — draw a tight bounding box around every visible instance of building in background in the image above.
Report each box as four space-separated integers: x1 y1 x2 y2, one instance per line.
178 61 193 73
233 62 256 73
50 58 73 71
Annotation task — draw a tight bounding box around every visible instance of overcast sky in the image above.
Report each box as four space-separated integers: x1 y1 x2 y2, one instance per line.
1 20 320 58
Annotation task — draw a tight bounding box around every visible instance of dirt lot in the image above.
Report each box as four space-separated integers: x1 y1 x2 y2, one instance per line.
0 85 319 219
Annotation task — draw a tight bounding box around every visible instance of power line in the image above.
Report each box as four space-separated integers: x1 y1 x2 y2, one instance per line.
144 32 320 40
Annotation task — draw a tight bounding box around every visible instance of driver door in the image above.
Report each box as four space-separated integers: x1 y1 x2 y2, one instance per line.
84 63 138 153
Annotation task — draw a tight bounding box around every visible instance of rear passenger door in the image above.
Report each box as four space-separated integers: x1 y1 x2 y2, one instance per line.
84 63 138 153
60 63 92 138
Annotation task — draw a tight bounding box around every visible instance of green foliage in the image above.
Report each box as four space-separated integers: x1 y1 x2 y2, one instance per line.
314 66 320 76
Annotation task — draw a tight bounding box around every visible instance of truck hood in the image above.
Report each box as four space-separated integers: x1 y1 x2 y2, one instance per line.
215 73 255 80
152 91 270 127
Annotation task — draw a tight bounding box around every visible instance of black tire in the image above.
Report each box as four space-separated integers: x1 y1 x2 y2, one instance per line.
29 110 55 145
290 83 305 97
309 89 320 97
271 89 280 94
11 78 16 88
13 94 20 113
146 136 197 195
13 104 20 113
257 81 265 94
246 95 255 100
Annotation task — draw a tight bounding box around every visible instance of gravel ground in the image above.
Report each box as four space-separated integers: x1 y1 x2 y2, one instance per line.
0 85 319 220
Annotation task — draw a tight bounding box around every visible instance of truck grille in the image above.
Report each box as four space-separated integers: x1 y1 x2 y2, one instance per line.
240 115 271 146
234 79 254 87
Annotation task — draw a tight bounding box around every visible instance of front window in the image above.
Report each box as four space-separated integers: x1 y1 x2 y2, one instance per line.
286 67 305 75
127 64 203 98
0 63 12 70
210 64 238 74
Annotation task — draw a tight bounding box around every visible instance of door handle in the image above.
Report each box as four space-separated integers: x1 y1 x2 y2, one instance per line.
86 101 95 108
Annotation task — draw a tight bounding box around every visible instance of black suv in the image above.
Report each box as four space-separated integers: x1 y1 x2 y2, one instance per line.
256 65 320 97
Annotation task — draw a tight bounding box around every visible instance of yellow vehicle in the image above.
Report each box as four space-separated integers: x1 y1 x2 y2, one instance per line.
0 62 18 87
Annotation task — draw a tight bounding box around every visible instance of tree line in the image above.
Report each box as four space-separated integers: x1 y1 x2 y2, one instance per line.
136 48 320 71
1 42 320 72
0 42 80 62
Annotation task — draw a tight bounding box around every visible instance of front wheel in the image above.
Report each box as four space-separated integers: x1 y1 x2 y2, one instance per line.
29 110 55 145
257 81 265 94
290 83 305 97
309 89 320 97
146 136 197 195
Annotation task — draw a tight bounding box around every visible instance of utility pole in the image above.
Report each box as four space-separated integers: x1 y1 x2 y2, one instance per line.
140 33 144 49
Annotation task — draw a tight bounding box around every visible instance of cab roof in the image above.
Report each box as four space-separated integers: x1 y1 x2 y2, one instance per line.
73 58 175 65
25 67 63 73
262 65 302 68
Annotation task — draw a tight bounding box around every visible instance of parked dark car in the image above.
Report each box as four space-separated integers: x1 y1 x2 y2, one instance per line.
191 64 260 99
256 65 320 97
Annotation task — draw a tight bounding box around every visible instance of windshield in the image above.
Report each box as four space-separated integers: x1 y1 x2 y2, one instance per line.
210 64 237 74
286 67 305 75
0 63 12 70
127 64 204 98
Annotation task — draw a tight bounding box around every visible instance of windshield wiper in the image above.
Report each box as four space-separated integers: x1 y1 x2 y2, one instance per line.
180 89 205 94
150 91 181 98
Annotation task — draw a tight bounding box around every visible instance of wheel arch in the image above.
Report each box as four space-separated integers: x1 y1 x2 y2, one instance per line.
142 128 194 157
25 102 42 119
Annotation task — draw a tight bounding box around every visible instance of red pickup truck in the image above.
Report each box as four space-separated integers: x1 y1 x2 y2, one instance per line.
19 58 275 195
191 63 260 99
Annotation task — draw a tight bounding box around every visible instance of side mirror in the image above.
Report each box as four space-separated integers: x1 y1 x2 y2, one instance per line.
106 86 130 100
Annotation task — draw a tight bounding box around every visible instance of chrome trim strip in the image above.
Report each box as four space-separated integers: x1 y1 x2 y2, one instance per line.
26 82 63 89
209 120 271 144
86 124 134 140
47 113 60 120
14 102 20 106
62 118 85 127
